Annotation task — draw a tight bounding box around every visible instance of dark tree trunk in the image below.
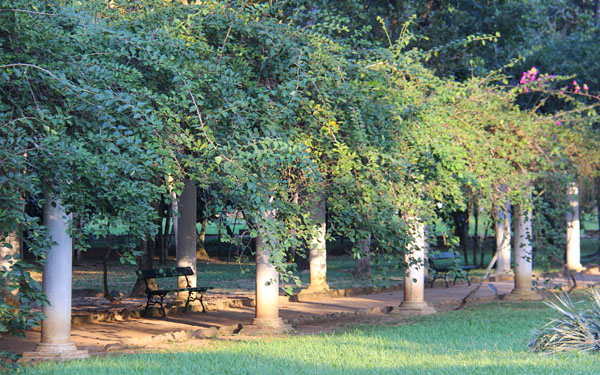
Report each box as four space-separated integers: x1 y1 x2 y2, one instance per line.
130 239 157 297
103 231 114 300
161 200 172 263
472 199 480 266
155 198 165 264
196 217 210 260
72 213 82 266
452 209 470 265
353 233 372 279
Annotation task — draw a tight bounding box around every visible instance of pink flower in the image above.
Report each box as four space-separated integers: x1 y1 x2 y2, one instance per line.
520 73 527 85
583 84 589 91
557 121 562 126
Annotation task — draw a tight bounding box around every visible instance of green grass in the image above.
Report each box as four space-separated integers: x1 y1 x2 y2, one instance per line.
22 301 600 374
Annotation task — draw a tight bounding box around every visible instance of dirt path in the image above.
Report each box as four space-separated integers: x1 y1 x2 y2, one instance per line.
2 275 599 358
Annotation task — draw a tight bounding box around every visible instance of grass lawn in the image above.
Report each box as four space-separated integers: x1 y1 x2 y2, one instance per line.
22 301 599 375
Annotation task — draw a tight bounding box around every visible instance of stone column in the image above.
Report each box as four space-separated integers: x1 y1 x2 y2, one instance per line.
396 218 435 314
21 198 88 361
506 203 540 300
566 182 583 271
241 210 292 334
493 203 513 280
176 180 197 299
300 190 329 295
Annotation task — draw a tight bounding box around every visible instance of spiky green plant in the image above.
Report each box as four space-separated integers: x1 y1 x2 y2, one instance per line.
528 288 600 353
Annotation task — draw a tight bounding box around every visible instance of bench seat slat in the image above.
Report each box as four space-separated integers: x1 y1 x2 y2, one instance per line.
147 287 211 295
136 267 194 279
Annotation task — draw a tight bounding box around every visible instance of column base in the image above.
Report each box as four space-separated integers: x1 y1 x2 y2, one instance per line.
503 288 543 301
238 318 294 335
298 283 330 295
20 342 89 363
392 301 436 315
489 272 514 282
566 264 585 272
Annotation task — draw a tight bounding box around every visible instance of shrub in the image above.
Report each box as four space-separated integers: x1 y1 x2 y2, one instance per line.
528 288 600 353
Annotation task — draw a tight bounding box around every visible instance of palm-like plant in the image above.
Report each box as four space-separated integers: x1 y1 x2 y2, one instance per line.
528 288 600 353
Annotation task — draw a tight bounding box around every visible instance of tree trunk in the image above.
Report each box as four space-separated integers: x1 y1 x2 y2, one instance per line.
130 239 156 297
102 231 114 300
196 217 210 260
452 209 470 265
472 199 479 266
353 232 371 279
161 200 172 263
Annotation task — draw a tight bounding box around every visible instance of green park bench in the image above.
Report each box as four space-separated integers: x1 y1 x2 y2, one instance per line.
428 251 475 288
136 267 213 317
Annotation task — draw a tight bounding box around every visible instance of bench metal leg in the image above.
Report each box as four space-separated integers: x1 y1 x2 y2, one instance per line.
430 272 449 288
159 295 166 317
452 271 472 286
185 291 192 312
143 295 152 317
200 294 207 313
184 291 207 313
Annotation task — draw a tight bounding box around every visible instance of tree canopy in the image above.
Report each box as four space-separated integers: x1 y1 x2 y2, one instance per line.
1 0 600 337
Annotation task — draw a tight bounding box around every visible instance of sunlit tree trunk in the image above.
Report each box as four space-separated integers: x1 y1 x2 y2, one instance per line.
566 182 583 270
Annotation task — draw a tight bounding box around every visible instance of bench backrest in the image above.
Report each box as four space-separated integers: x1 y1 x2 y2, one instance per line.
136 267 194 280
428 251 460 270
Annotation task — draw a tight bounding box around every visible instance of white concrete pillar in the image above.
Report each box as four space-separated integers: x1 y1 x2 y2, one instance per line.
176 180 197 299
22 198 88 361
241 209 291 334
494 204 512 278
397 218 435 314
511 204 535 296
566 182 583 270
302 190 329 294
254 229 279 321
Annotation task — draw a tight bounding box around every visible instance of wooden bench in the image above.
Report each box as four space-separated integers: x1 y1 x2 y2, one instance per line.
136 267 212 317
428 251 476 288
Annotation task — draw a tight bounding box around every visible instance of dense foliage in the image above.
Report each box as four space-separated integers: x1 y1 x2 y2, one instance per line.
1 0 599 339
